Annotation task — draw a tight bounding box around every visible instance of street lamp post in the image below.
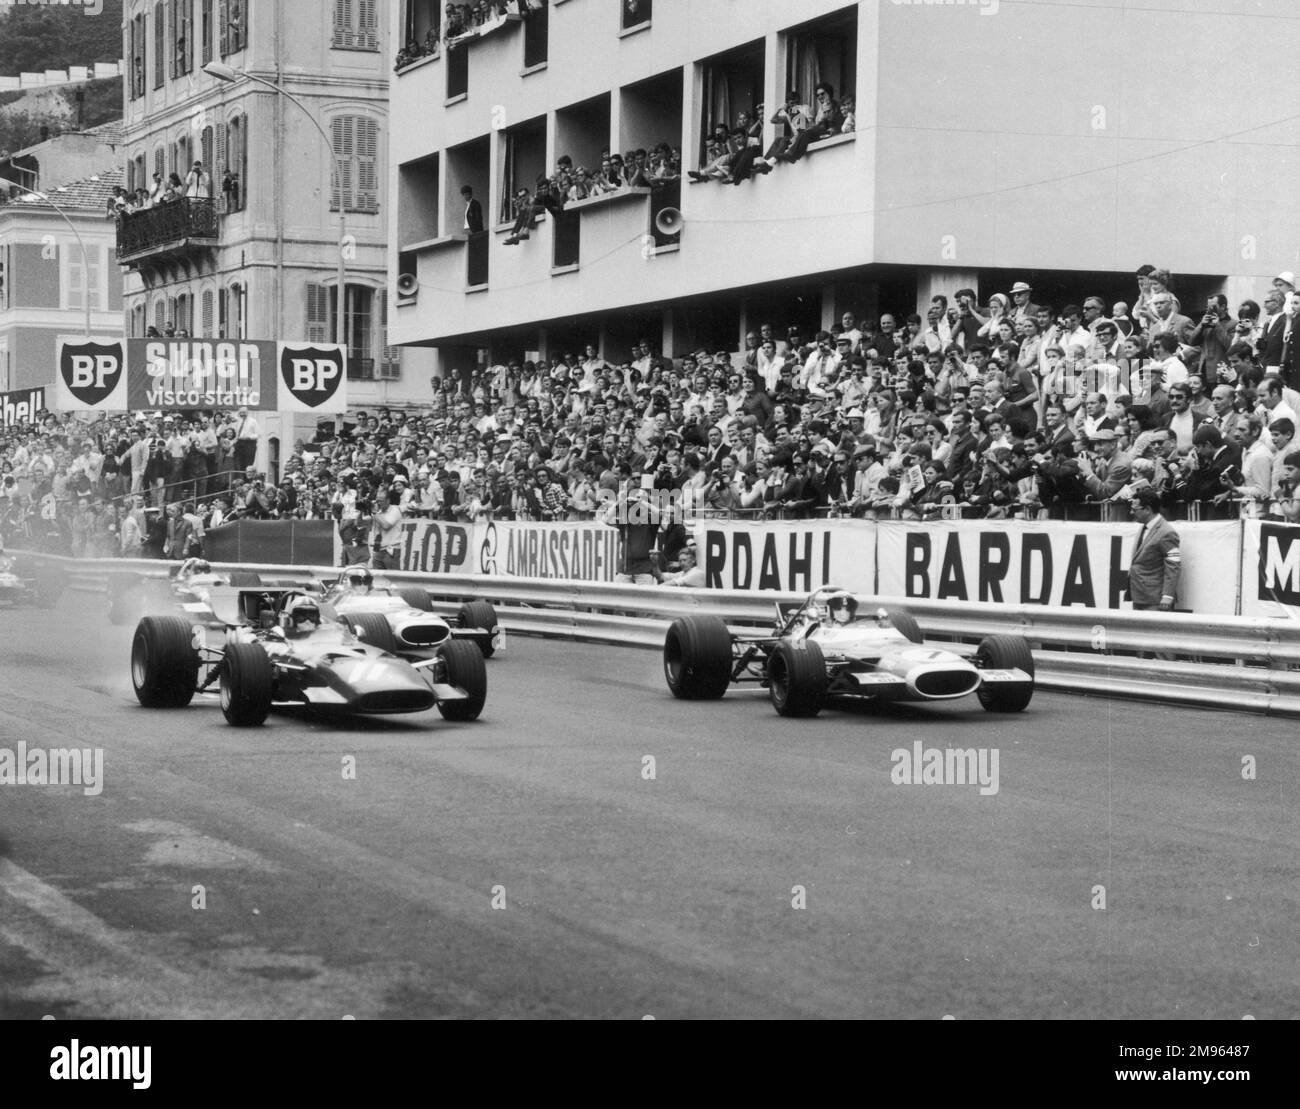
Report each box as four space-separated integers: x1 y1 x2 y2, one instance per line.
0 174 95 337
203 61 347 353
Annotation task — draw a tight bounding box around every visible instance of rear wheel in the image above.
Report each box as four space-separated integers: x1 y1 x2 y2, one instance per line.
348 611 398 654
885 608 923 644
437 639 487 721
975 635 1035 713
768 640 827 718
398 587 433 612
131 615 199 708
457 600 499 657
219 642 274 727
663 616 733 700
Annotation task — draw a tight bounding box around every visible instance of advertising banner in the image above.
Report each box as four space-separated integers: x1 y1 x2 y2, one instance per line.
53 340 347 413
0 386 46 428
876 519 1240 614
478 520 621 581
394 518 483 574
695 519 876 594
1241 519 1300 618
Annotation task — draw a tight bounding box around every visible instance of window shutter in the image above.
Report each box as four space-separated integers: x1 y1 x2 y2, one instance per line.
306 283 330 343
215 117 227 174
333 0 355 48
154 146 165 180
218 0 228 54
360 0 377 49
357 117 378 212
155 299 166 330
154 3 165 88
331 116 354 211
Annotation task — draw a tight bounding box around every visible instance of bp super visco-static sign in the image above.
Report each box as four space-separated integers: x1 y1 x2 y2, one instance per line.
54 339 347 413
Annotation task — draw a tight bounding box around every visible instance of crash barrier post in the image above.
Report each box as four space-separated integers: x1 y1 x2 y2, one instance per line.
21 551 1300 718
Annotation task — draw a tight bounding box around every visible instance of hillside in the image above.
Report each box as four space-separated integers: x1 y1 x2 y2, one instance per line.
0 0 125 74
0 76 122 156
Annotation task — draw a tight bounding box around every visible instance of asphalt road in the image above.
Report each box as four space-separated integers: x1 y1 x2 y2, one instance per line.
1 593 1297 1019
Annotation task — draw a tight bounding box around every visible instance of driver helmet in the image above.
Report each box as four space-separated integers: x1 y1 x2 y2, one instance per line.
826 590 859 625
873 606 892 628
343 567 373 594
284 596 321 637
180 558 212 577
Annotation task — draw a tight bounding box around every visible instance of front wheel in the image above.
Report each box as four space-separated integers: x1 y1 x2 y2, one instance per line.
768 640 827 718
663 616 733 700
220 642 274 726
974 635 1035 713
437 639 487 721
457 600 499 657
131 615 199 708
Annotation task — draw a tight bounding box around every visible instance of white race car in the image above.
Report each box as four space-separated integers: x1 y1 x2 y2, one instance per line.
663 586 1034 717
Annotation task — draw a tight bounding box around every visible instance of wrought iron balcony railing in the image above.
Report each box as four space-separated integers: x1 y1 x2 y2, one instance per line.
116 197 219 263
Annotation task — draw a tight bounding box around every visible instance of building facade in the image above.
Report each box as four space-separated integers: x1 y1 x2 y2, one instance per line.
0 163 125 396
388 0 1300 364
118 0 434 464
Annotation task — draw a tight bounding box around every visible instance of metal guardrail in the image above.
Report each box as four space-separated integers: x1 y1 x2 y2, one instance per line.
24 552 1300 718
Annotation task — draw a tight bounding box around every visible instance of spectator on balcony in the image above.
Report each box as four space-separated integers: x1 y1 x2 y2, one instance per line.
773 83 843 165
221 169 240 211
840 94 856 133
461 185 484 233
184 161 212 199
161 173 184 204
148 171 165 205
759 90 812 168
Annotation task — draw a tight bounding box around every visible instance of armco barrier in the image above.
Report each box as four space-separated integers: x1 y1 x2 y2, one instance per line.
24 552 1300 718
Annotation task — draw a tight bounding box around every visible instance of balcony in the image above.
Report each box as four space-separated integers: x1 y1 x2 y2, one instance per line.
116 198 219 266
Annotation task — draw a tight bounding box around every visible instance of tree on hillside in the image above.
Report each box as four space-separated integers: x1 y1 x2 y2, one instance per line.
0 0 125 75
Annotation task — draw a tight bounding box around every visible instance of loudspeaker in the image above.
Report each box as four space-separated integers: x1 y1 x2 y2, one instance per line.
396 272 418 299
654 207 683 236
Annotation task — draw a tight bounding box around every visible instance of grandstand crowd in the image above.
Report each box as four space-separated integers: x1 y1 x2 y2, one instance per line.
5 265 1300 565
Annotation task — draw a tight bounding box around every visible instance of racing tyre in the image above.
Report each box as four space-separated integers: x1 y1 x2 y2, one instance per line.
227 571 263 587
107 573 140 625
398 587 433 612
349 611 399 654
437 639 487 722
220 642 274 727
768 639 827 718
974 635 1035 713
885 608 923 644
457 600 499 657
131 615 200 708
663 616 733 700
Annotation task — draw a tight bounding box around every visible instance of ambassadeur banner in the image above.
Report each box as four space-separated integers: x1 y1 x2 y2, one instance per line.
875 519 1240 614
0 386 46 428
385 518 622 581
694 519 877 594
54 339 347 413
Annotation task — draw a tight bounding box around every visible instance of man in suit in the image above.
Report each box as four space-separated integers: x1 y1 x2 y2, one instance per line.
1256 290 1288 371
460 185 484 234
1145 291 1195 345
1127 488 1181 610
1076 418 1134 504
1180 423 1239 519
1009 281 1043 327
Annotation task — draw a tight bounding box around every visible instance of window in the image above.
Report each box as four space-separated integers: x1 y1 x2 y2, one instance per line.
306 283 381 379
166 294 177 329
697 40 763 167
200 125 214 181
224 115 246 212
219 0 246 56
154 298 167 332
173 132 192 178
306 282 331 342
153 2 166 89
68 246 102 311
379 293 401 379
217 286 227 337
400 0 440 61
446 42 468 99
229 282 245 338
132 303 146 337
784 6 858 119
523 1 548 68
334 0 378 50
201 0 214 65
130 13 147 99
331 115 379 214
172 0 193 78
621 0 650 31
497 116 545 223
175 291 193 334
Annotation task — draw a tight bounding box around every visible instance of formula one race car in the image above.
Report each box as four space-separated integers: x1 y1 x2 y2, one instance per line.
0 551 63 608
129 590 487 728
107 559 264 625
315 568 503 658
663 586 1034 717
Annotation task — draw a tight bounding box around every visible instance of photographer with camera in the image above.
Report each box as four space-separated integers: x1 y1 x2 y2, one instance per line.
366 486 404 570
1189 294 1233 376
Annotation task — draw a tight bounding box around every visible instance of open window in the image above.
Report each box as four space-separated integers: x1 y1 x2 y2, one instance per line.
398 153 440 245
696 39 763 169
523 0 548 68
783 5 857 132
446 40 468 99
397 0 440 68
621 0 650 32
497 114 546 225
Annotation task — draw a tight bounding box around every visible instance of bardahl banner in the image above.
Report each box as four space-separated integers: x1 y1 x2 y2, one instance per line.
876 519 1240 614
54 340 347 413
1241 519 1300 619
693 519 876 594
1 386 46 429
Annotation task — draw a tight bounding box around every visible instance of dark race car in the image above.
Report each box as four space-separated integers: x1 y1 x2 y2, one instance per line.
663 586 1034 718
314 567 503 658
0 551 63 608
129 589 487 728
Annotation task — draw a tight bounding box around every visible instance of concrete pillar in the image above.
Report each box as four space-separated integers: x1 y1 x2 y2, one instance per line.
821 281 837 333
661 307 675 359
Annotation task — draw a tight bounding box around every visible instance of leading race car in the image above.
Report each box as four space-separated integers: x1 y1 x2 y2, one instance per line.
315 568 503 659
663 586 1034 717
130 589 487 727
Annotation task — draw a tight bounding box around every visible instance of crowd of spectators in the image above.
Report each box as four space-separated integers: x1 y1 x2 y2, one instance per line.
395 0 547 69
7 265 1300 576
109 161 216 218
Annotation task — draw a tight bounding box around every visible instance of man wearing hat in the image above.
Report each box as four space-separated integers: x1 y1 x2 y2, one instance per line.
1009 281 1042 327
1076 418 1134 506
